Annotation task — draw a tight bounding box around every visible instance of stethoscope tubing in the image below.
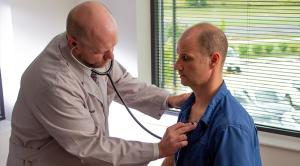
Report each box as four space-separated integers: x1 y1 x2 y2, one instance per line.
92 62 162 139
71 47 162 139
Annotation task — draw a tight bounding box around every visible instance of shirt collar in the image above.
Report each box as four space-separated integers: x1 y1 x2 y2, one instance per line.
201 81 229 126
180 81 229 127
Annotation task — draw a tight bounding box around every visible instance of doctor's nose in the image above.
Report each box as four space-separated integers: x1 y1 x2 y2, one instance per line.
104 50 114 61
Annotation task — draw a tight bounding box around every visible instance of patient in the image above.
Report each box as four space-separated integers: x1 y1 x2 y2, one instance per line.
162 23 262 166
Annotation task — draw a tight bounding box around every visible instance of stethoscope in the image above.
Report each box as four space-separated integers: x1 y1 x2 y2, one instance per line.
70 47 162 139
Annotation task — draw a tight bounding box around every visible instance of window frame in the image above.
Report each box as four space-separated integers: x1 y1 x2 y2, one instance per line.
150 0 300 138
0 70 5 121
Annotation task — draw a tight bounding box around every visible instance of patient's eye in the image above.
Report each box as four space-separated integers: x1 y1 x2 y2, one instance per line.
181 54 190 61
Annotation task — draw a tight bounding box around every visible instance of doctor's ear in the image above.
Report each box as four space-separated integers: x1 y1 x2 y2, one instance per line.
67 34 78 48
72 42 77 47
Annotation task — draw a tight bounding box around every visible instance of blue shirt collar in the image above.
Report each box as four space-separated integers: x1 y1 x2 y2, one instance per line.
180 81 229 127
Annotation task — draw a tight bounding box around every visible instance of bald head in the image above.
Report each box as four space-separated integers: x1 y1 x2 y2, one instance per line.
179 23 228 64
66 1 117 45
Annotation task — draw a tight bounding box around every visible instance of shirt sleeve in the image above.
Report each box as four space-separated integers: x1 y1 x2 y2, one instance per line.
212 125 257 166
32 81 158 166
153 143 160 159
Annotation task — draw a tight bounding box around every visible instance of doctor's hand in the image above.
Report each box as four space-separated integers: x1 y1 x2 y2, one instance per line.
158 122 197 158
161 156 174 166
167 93 191 109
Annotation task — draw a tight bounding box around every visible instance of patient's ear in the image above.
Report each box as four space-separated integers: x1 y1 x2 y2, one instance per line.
210 52 220 68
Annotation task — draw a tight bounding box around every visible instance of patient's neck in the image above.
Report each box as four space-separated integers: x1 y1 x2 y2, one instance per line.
189 101 207 123
189 78 223 123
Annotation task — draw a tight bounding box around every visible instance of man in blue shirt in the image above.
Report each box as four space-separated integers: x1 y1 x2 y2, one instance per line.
162 23 262 166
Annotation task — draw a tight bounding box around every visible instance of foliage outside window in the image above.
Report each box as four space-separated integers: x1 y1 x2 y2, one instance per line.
151 0 300 136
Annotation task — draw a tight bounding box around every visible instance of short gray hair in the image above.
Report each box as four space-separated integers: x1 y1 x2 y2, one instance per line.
195 23 228 64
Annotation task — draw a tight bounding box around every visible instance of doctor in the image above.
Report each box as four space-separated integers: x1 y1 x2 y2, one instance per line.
7 1 196 166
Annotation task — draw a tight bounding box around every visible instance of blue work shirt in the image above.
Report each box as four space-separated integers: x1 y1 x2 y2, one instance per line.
175 81 262 166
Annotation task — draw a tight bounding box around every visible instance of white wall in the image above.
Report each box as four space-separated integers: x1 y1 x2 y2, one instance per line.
1 0 141 119
0 0 79 165
1 0 81 120
101 0 139 77
261 145 300 166
1 0 300 166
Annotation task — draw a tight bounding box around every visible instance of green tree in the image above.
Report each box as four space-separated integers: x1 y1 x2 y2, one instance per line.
186 0 207 8
278 43 288 53
289 43 299 53
164 23 186 43
252 45 263 55
264 44 274 54
220 18 226 32
239 45 248 56
163 38 175 88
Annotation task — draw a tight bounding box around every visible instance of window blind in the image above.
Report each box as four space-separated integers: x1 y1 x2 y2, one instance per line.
151 0 300 136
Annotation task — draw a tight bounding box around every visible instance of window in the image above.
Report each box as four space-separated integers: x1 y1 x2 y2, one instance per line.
0 70 5 120
151 0 300 137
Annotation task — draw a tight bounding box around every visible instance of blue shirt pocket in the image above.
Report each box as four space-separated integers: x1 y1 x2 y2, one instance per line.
176 131 211 166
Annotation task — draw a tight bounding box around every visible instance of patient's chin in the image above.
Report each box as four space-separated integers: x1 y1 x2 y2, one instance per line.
180 79 188 86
